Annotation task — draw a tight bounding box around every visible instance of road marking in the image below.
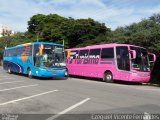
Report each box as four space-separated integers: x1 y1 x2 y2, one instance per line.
2 77 15 79
0 77 15 78
0 81 24 85
0 76 8 78
71 78 134 88
46 98 90 120
0 84 38 92
136 88 160 91
71 78 103 84
72 78 160 90
0 90 58 106
0 79 5 81
7 78 15 79
0 78 15 81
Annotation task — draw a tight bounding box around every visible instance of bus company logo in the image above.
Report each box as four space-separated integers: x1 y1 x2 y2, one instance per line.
69 52 99 64
21 44 30 62
21 56 29 62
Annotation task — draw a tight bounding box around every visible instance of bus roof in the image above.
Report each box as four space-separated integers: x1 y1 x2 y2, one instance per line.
66 43 146 51
5 42 63 50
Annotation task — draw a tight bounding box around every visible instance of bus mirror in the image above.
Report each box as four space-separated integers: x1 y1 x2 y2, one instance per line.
67 51 70 58
39 48 43 56
148 53 156 62
130 50 136 59
39 44 44 56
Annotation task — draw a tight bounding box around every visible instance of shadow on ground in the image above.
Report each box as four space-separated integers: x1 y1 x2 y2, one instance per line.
7 72 68 81
69 75 142 86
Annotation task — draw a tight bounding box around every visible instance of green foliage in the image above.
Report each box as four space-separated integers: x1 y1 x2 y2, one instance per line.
0 32 36 56
27 14 110 48
113 13 160 53
1 12 160 57
61 18 110 48
28 14 46 33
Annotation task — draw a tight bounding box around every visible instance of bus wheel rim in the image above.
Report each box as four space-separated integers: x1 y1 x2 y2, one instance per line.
8 67 10 73
28 70 32 76
65 71 68 76
106 74 111 80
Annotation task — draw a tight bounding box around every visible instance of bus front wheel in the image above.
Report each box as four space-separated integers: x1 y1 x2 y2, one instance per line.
27 69 32 79
64 69 69 79
103 72 113 83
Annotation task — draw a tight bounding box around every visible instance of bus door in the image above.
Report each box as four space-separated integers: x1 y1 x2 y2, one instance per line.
116 46 130 80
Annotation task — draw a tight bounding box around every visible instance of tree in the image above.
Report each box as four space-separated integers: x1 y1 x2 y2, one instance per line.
113 13 160 53
150 13 160 24
28 14 46 33
27 14 110 48
61 18 110 48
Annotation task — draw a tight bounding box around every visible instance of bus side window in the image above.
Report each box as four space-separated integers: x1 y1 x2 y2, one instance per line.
101 48 114 60
29 45 32 55
89 49 100 64
79 49 89 64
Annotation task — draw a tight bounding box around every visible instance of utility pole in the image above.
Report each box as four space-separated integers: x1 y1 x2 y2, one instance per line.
63 39 64 46
36 31 39 42
36 33 39 42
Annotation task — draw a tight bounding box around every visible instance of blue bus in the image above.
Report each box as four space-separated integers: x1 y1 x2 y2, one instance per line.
3 42 67 78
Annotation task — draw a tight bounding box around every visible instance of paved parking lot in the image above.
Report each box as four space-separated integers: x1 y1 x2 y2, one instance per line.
0 67 160 120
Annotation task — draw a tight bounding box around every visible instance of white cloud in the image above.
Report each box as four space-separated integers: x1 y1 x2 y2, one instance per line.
0 0 160 31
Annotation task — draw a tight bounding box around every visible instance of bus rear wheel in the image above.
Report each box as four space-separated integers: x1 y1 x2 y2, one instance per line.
27 69 32 79
8 66 12 74
103 72 113 83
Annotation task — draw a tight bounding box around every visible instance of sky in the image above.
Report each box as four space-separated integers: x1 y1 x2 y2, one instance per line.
0 0 160 32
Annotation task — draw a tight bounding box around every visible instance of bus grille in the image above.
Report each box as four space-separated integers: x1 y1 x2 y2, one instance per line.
47 69 65 72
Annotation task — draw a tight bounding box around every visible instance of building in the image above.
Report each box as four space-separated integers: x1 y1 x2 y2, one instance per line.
0 24 15 37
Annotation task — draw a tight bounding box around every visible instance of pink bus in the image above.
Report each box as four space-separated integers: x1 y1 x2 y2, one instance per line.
66 44 155 83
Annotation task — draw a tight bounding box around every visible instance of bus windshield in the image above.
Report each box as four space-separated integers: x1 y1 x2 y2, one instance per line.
130 46 150 72
34 44 65 68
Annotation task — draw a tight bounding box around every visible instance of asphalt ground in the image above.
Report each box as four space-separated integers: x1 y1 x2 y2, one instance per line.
0 67 160 120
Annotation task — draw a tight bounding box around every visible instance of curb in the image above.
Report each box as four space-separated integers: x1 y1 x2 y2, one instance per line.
142 83 160 87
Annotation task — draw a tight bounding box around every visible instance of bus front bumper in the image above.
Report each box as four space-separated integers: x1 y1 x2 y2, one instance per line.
129 72 150 83
35 69 66 78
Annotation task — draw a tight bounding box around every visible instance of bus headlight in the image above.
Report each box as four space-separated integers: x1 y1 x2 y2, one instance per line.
131 72 137 75
36 71 39 74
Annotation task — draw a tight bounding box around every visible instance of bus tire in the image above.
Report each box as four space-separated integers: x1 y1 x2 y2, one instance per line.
103 72 113 83
64 69 69 78
27 68 32 79
8 66 12 74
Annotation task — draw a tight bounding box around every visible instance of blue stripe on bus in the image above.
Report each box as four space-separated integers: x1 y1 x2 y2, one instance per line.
3 60 24 73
